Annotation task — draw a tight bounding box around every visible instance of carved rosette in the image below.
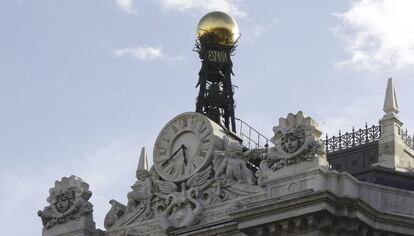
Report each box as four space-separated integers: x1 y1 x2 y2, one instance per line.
37 175 93 229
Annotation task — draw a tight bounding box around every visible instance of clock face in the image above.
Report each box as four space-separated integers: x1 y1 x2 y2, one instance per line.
153 112 217 182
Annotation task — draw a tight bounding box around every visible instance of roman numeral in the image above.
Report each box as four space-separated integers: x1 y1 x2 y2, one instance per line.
200 145 210 152
159 150 167 156
162 160 172 169
168 166 176 175
187 117 193 129
195 120 204 132
180 118 187 128
192 117 199 129
158 141 169 151
181 164 185 175
171 125 178 134
161 131 172 143
193 158 203 166
200 129 211 140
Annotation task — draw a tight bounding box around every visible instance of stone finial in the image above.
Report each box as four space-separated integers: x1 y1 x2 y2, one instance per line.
383 78 399 116
136 147 149 174
377 78 414 171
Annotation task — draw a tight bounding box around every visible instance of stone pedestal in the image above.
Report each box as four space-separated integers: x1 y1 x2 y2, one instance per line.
377 115 403 169
266 155 329 183
42 216 97 236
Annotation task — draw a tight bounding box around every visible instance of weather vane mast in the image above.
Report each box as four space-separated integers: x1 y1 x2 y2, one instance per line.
194 11 240 132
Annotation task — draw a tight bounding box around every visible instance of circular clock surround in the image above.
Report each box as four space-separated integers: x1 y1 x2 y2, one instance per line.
153 112 226 182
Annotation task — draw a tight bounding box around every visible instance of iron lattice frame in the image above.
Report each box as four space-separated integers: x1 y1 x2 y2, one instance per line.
194 35 237 132
402 129 414 151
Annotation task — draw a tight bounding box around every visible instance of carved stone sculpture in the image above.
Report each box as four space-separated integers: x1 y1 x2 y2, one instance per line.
214 137 256 185
104 149 162 231
160 184 203 231
104 140 262 234
257 112 326 186
126 147 154 219
104 200 126 229
38 175 93 229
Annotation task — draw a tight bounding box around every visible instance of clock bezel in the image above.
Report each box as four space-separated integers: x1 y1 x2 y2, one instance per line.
153 112 217 182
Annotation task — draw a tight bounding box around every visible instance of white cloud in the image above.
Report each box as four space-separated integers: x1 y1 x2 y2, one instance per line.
242 18 280 43
113 46 165 61
113 46 184 62
248 19 279 37
335 0 414 70
115 0 138 15
159 0 246 17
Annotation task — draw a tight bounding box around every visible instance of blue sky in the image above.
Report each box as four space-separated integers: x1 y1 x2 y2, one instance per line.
2 0 414 235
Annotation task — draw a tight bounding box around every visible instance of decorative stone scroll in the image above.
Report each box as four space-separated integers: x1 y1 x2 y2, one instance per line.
38 175 93 229
257 112 327 186
104 200 126 229
159 183 203 231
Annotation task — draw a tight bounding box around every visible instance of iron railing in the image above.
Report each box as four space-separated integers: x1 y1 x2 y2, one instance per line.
235 118 270 149
324 124 381 153
402 129 414 151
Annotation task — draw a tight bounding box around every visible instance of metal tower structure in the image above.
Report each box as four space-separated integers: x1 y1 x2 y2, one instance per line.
194 11 239 133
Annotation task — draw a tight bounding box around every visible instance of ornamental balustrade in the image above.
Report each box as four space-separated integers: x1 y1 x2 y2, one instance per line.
324 124 381 154
235 119 414 153
401 129 414 151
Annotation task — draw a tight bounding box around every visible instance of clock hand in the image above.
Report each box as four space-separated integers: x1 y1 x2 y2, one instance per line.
162 148 181 167
182 145 187 165
161 145 184 168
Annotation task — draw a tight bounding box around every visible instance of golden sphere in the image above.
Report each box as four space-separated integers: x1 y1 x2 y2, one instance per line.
197 11 239 46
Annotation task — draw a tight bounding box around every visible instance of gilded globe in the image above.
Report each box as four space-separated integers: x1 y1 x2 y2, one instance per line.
197 11 239 46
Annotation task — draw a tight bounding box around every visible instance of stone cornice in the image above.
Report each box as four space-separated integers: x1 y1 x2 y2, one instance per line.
231 190 414 235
